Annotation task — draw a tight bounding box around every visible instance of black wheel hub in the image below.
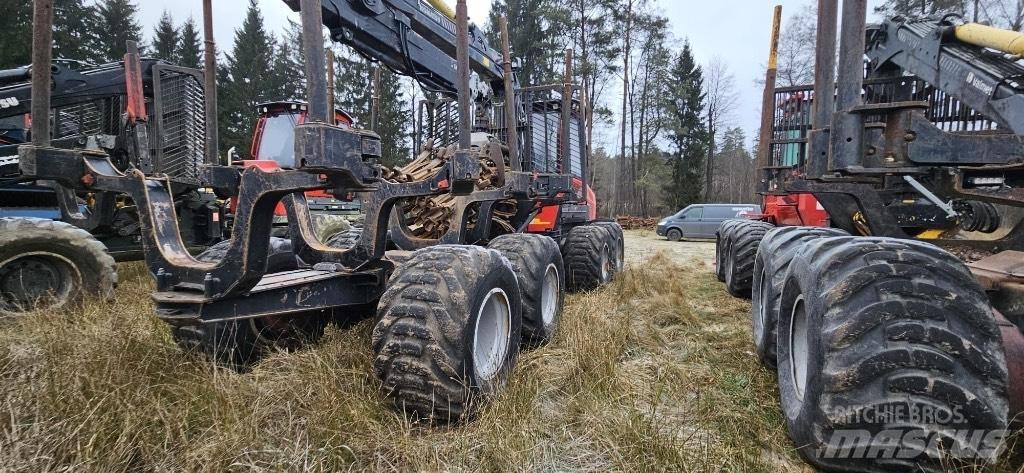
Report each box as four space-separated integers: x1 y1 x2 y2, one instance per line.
0 254 76 311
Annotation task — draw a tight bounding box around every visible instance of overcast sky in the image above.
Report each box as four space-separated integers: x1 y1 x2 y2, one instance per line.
138 0 884 149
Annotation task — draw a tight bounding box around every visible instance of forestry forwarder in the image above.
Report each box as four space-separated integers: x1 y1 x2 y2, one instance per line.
718 3 1024 471
0 55 219 314
18 0 621 422
0 62 354 314
227 101 362 239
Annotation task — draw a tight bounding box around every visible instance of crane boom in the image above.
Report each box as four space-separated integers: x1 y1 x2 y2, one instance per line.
866 16 1024 134
283 0 507 96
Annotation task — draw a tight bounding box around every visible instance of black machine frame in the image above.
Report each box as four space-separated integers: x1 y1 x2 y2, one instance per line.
763 6 1024 252
15 0 591 326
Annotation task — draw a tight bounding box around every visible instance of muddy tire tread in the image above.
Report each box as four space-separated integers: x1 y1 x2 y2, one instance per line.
751 226 848 367
488 233 564 347
373 245 521 422
0 217 117 312
724 220 774 297
169 237 324 370
562 225 612 292
778 237 1008 472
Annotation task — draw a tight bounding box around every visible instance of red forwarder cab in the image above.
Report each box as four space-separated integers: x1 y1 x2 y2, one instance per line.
228 102 361 222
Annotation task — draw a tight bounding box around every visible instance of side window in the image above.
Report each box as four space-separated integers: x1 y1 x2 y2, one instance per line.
569 115 584 178
704 207 734 219
681 207 702 219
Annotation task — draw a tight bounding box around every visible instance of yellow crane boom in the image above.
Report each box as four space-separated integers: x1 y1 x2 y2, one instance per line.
426 0 455 20
954 22 1024 56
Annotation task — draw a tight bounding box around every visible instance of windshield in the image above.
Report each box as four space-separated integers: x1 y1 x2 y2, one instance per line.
255 113 300 167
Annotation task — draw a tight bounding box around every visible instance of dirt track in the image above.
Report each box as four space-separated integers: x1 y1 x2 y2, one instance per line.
624 229 716 268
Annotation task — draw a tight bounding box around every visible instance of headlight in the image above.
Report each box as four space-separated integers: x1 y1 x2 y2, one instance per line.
658 220 667 225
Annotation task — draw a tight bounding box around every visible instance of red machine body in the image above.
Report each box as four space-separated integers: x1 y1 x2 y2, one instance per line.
526 179 598 233
230 102 356 216
757 193 829 227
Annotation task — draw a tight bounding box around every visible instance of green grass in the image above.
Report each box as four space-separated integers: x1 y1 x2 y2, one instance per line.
0 251 1019 471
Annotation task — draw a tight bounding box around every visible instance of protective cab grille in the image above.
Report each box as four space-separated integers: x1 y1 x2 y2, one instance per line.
767 75 999 170
151 65 207 185
413 85 586 180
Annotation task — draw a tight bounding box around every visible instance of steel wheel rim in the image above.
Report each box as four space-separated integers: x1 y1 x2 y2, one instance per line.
250 314 298 346
600 244 610 282
473 288 512 382
616 240 625 272
541 263 559 326
754 266 769 340
0 252 80 312
715 236 723 274
789 295 809 403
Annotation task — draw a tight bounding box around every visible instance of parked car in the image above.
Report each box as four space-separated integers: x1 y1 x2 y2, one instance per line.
656 204 760 241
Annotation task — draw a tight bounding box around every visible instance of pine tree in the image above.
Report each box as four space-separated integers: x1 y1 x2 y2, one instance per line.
486 0 562 86
273 21 305 101
54 0 96 62
0 1 96 69
177 17 203 69
334 50 372 125
218 0 279 156
877 0 966 16
662 42 708 210
152 11 180 62
375 69 412 166
91 0 146 63
714 127 757 203
0 2 32 69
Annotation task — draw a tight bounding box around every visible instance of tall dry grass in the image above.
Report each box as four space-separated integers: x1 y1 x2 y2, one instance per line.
0 250 1018 472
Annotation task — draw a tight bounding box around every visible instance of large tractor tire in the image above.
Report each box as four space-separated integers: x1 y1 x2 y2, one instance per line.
488 233 565 347
324 228 362 249
715 219 746 282
593 221 625 275
312 213 353 242
750 226 847 367
776 237 1008 472
0 217 117 314
373 245 522 422
563 225 615 292
724 220 774 298
171 237 328 370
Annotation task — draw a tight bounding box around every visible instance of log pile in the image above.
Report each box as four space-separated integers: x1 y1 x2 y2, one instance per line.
380 138 516 239
616 216 659 230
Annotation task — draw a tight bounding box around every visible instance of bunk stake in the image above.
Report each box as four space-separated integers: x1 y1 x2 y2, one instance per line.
300 0 330 123
30 0 55 147
757 5 782 194
202 0 219 164
499 16 521 172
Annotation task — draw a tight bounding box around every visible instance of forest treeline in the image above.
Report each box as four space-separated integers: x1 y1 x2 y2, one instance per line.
3 0 1005 216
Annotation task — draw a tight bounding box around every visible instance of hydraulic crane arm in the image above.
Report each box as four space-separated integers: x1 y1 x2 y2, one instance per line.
283 0 507 96
866 16 1024 134
0 60 163 120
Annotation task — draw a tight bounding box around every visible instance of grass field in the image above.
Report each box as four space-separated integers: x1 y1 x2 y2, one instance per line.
0 231 1019 471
